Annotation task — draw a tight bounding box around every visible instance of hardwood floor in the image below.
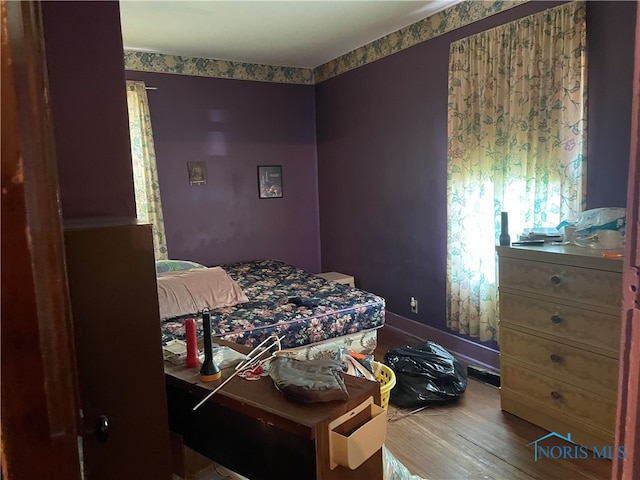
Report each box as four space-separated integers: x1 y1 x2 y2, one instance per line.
377 325 612 480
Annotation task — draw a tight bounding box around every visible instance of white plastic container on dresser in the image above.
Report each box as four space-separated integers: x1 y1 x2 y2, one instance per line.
496 244 623 449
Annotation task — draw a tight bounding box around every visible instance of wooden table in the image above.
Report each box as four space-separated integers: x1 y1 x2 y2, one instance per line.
164 345 383 480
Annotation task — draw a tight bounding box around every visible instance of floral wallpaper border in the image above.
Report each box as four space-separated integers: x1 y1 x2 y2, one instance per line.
124 0 528 85
315 0 528 83
124 51 315 85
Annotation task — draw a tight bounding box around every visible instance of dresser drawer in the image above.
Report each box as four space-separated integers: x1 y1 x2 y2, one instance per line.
499 257 622 309
501 362 616 432
500 327 619 396
500 292 621 355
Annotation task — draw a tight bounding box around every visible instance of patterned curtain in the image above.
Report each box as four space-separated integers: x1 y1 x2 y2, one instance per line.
126 81 168 260
446 2 587 342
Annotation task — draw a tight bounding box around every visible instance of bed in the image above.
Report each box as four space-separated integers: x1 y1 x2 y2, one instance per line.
158 259 385 359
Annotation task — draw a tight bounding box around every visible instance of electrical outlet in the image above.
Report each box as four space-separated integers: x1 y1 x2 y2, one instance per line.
410 296 418 314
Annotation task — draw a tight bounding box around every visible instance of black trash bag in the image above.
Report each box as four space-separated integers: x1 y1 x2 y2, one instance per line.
384 341 467 407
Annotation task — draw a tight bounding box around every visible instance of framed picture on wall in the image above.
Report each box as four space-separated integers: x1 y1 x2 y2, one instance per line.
257 165 283 198
187 161 207 186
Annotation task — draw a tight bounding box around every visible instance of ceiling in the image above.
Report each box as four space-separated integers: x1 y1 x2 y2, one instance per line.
119 1 462 69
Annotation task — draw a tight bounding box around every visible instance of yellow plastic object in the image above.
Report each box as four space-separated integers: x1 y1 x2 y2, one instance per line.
328 396 387 470
373 361 396 411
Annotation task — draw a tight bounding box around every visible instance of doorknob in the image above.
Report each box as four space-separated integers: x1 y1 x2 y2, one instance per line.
96 415 110 442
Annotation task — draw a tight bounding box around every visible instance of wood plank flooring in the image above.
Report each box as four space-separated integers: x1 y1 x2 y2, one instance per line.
377 325 612 480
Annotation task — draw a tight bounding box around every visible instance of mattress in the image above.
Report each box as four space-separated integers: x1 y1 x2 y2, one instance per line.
160 259 385 350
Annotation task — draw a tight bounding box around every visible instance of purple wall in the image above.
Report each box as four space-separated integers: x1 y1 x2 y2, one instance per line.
316 1 635 350
124 71 321 273
46 0 632 362
42 1 136 220
586 1 636 209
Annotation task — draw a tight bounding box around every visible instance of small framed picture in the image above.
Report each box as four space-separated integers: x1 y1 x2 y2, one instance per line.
257 165 283 199
187 162 207 186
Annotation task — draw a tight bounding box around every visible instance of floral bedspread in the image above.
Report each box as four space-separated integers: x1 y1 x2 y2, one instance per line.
160 259 385 349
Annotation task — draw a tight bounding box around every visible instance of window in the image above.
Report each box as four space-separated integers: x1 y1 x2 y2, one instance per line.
446 2 587 341
126 81 168 260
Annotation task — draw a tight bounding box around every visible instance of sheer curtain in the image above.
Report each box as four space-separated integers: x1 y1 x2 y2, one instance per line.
446 2 587 342
126 81 168 260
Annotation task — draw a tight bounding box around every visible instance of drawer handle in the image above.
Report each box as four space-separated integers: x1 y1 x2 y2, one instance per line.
550 275 563 286
550 391 561 400
550 354 561 363
550 314 561 324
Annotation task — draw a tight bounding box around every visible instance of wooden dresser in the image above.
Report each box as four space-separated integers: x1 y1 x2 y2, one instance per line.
496 245 623 448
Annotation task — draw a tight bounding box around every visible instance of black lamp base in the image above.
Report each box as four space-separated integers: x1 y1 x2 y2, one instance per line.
199 359 221 382
199 309 221 382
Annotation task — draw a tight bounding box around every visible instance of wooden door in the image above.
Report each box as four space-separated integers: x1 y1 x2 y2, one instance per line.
1 1 82 478
64 223 172 480
2 2 171 478
613 1 640 478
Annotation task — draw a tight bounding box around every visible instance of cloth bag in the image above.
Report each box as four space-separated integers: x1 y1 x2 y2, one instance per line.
268 356 349 403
